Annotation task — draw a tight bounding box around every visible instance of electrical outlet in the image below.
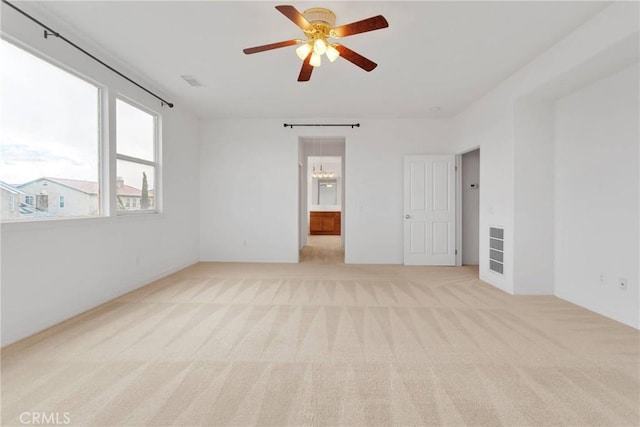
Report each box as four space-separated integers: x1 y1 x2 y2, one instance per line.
619 278 627 291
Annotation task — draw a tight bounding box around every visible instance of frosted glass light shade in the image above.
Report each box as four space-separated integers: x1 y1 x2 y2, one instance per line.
313 39 327 55
296 43 312 60
310 53 322 67
326 44 340 62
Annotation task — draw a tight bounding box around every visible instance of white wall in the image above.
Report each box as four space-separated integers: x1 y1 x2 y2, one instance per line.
0 5 201 345
513 100 555 294
451 1 639 294
461 149 480 265
199 119 454 264
199 119 300 263
554 64 639 329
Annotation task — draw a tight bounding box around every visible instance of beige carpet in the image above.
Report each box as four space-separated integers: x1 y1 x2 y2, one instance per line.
2 257 639 426
300 235 344 264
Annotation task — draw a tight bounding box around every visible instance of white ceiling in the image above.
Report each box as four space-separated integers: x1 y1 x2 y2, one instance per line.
31 1 608 118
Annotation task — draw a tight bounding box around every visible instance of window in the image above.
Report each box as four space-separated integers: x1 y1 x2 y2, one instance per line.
0 39 100 221
116 99 158 212
1 38 161 223
9 195 15 211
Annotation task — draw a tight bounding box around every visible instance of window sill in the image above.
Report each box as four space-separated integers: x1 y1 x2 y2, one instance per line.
0 212 165 233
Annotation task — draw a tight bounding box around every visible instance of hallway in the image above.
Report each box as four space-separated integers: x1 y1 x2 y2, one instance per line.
300 235 344 264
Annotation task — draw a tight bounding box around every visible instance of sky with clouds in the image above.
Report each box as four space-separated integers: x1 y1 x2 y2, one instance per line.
1 38 154 191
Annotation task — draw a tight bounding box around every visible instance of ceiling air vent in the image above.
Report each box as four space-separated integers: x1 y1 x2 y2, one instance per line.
180 75 203 87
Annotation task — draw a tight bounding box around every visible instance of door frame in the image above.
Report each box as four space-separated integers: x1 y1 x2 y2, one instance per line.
298 137 346 259
455 145 481 267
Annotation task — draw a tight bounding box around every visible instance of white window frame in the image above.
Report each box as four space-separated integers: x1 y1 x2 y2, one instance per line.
59 195 65 208
0 35 163 225
115 96 161 215
25 195 35 206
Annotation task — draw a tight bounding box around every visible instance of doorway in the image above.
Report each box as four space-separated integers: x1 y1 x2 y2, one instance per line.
300 235 345 263
298 138 345 263
461 148 480 265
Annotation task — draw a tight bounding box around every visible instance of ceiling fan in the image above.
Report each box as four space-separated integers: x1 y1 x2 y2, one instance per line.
243 5 389 82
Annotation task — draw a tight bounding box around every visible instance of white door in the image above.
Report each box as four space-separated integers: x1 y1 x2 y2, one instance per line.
403 155 456 265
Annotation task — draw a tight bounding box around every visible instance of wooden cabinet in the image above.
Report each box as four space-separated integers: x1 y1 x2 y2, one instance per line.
310 211 341 235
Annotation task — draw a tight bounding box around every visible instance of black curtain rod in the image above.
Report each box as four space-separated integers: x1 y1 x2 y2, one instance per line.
2 0 174 108
284 123 360 129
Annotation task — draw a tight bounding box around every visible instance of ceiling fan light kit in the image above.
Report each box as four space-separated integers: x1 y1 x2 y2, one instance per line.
325 44 340 62
295 43 312 60
243 5 389 82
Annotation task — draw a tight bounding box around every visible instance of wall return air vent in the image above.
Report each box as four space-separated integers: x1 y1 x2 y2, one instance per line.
489 227 504 274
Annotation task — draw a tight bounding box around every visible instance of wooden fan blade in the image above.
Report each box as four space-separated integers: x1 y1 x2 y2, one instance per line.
332 15 389 38
276 5 314 32
243 39 299 55
334 45 377 72
298 52 313 82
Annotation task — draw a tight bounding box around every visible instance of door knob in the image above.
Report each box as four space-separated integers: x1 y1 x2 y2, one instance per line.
405 214 411 219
